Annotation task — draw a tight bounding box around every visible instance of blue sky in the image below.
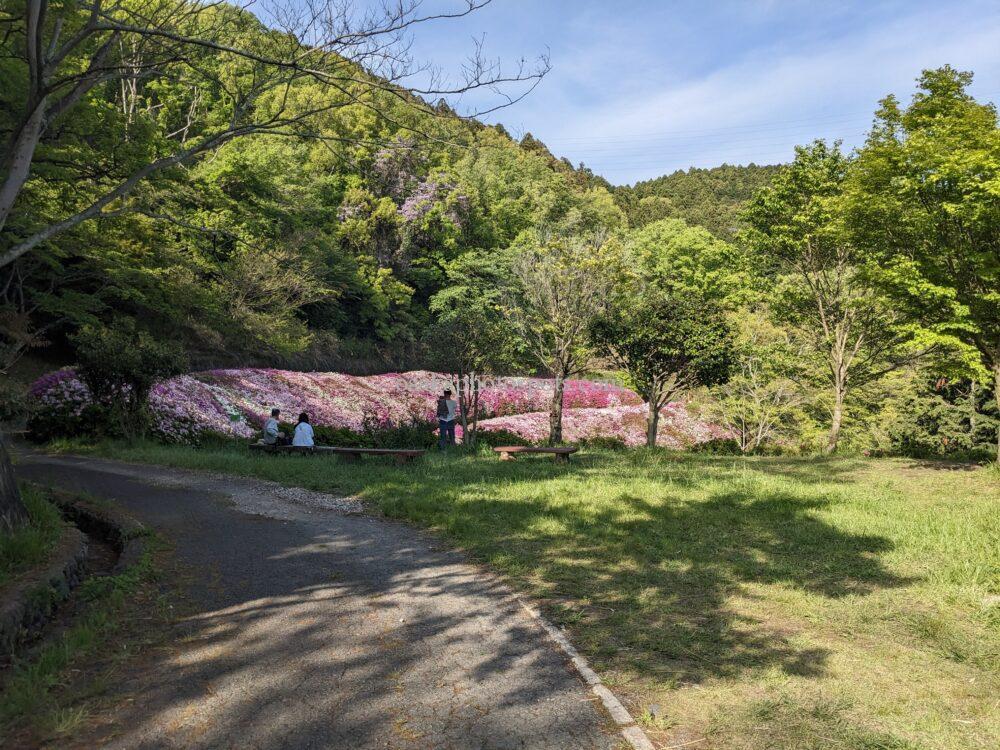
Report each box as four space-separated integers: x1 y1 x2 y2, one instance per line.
357 1 1000 184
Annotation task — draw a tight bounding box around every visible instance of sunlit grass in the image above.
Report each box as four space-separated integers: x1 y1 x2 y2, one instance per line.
71 441 1000 749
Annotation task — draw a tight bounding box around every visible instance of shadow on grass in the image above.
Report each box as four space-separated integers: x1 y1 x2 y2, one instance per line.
18 445 912 718
363 452 909 685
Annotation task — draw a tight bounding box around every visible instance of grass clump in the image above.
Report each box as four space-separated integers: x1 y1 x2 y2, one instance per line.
0 485 64 587
0 542 161 744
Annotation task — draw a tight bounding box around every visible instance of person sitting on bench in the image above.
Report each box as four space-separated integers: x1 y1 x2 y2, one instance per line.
263 408 285 445
292 412 315 447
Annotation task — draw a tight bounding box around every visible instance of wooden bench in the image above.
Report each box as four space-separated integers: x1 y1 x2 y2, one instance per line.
492 446 579 463
250 444 424 464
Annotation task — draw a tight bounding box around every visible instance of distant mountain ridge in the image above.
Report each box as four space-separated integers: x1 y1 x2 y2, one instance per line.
613 163 782 240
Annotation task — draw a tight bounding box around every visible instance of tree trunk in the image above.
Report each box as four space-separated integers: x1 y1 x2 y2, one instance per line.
994 361 1000 463
455 372 469 446
0 99 47 235
548 373 565 446
646 396 660 448
0 430 28 534
468 376 480 449
825 382 845 455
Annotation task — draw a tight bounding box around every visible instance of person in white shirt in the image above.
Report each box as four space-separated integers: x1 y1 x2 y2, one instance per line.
292 412 315 447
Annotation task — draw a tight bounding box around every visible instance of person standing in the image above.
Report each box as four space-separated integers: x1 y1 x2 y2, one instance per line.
436 389 458 449
292 412 315 447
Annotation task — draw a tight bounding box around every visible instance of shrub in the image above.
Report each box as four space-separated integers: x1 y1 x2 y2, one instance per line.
72 320 188 440
692 437 743 455
0 379 29 424
474 428 533 448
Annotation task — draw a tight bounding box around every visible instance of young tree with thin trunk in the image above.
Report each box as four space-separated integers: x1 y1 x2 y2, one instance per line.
591 289 732 447
505 234 613 445
428 251 521 448
744 142 953 453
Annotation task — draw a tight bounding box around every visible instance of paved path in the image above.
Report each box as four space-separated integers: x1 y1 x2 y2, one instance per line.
16 453 619 750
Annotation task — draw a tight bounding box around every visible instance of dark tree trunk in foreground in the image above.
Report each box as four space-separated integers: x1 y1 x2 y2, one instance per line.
0 431 27 533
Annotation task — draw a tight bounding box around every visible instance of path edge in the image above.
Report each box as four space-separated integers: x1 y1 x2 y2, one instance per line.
517 598 655 750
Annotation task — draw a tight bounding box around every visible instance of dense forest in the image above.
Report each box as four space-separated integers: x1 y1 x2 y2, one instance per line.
615 163 781 240
0 1 997 461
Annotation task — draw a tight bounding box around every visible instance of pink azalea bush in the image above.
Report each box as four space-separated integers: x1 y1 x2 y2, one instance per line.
477 403 728 449
28 368 644 444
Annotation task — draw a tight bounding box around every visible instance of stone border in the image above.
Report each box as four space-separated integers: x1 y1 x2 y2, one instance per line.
45 488 148 574
0 486 149 656
0 524 88 656
517 599 656 750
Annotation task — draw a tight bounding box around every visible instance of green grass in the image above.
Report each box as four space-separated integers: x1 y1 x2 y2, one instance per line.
70 441 1000 749
0 537 163 744
0 484 64 587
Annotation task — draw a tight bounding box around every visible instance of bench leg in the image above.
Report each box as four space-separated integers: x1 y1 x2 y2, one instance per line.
555 452 569 463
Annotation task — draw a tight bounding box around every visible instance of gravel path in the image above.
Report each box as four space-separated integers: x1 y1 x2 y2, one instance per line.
15 453 619 750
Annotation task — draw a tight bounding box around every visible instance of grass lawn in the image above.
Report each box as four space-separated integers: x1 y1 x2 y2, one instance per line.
58 442 1000 750
0 484 64 588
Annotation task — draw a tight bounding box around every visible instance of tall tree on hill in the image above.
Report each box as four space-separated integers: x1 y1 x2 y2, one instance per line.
846 67 1000 460
743 142 963 453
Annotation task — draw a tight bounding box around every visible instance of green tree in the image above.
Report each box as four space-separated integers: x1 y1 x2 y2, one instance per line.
428 251 523 448
846 67 1000 459
743 141 963 453
592 290 733 447
72 318 187 439
709 311 805 453
505 233 615 444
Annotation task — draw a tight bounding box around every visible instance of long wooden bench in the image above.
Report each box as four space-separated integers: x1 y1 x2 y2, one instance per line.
250 444 424 464
492 445 579 463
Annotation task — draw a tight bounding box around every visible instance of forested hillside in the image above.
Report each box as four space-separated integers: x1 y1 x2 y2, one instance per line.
616 164 781 239
0 1 616 376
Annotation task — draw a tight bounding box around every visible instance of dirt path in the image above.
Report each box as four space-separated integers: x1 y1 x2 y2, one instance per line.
16 453 619 750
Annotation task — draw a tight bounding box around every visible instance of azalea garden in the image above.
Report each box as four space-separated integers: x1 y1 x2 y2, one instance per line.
27 367 724 448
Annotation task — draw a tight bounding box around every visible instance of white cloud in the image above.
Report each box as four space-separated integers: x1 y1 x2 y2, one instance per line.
530 3 1000 182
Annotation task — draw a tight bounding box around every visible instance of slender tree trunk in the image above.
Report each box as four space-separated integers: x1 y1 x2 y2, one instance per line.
993 360 1000 463
456 371 469 446
0 430 28 533
826 382 845 455
468 375 480 448
968 379 977 435
549 372 565 445
645 385 660 448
